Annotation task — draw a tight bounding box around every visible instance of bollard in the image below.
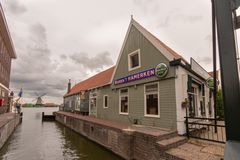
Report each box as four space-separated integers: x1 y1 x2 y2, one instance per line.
20 112 23 123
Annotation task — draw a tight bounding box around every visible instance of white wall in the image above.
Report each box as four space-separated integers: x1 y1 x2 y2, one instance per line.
175 66 188 135
175 66 214 135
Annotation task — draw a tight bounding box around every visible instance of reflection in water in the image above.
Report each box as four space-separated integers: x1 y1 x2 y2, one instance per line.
0 108 122 160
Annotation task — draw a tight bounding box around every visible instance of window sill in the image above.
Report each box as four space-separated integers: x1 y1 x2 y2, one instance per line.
119 112 129 115
128 65 141 72
144 114 160 118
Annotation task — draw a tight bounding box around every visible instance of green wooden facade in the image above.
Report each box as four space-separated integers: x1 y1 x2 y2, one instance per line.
63 18 213 134
95 23 178 129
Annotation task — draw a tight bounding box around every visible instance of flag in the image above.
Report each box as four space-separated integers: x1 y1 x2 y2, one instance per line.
18 88 23 97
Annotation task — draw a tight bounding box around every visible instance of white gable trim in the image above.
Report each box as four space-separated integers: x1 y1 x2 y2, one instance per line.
111 18 177 83
131 19 175 61
111 18 133 83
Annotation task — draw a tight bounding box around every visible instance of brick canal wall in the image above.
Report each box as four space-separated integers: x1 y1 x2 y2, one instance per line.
55 112 134 159
0 113 21 149
55 112 182 160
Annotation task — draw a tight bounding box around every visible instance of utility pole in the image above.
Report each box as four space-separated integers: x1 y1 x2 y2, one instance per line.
215 0 240 158
211 0 218 133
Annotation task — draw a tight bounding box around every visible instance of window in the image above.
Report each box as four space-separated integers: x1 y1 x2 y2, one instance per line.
103 95 108 108
1 90 5 98
144 83 159 117
119 89 128 114
189 86 199 117
128 49 141 71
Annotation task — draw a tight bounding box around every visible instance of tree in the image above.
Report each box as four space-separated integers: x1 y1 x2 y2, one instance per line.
216 89 224 118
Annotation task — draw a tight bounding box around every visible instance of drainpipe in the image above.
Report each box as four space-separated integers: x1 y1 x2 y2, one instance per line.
211 0 218 133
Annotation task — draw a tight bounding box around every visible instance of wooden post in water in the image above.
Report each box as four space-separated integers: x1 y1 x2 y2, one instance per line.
42 112 44 121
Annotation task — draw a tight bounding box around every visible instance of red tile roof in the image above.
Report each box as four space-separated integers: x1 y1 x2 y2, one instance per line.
208 71 213 77
64 66 115 97
208 70 219 78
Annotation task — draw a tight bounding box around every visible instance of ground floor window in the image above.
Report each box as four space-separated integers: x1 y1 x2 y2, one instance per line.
75 96 80 110
89 91 97 116
119 88 128 114
103 95 108 108
144 83 159 117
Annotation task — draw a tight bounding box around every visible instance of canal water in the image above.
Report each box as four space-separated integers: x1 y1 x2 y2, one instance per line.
0 108 123 160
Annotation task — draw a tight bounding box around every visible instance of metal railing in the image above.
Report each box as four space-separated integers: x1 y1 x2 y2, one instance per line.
185 116 226 143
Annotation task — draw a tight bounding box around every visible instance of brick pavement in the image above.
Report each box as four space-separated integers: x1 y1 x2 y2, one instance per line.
166 140 224 160
57 111 175 137
0 112 18 128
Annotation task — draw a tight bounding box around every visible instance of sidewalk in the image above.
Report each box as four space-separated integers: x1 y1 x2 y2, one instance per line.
0 112 18 128
166 139 224 160
0 112 21 149
57 111 175 137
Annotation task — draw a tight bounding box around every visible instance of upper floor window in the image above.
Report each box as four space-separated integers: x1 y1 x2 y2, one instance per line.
128 49 141 71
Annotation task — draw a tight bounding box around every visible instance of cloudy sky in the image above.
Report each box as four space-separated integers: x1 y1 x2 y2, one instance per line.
1 0 222 104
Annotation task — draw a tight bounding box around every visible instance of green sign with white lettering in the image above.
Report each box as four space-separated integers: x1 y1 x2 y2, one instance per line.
155 63 168 78
207 77 214 89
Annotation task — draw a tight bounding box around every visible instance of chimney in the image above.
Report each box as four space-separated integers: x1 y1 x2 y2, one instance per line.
67 79 71 93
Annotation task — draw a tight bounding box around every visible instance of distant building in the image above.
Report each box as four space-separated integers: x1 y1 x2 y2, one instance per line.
63 18 214 135
0 4 16 108
43 103 59 107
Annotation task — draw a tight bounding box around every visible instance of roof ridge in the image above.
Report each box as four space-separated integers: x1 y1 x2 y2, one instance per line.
75 65 115 86
131 18 183 60
65 66 115 97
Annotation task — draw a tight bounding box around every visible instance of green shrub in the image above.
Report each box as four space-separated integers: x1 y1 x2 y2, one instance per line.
216 89 224 118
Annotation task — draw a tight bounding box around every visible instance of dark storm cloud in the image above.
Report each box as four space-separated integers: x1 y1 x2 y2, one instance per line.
158 16 170 28
10 22 113 103
4 0 27 15
3 0 212 104
205 34 212 43
69 51 114 71
60 54 67 60
10 23 64 100
181 15 202 22
133 0 154 6
30 23 47 43
158 14 202 28
197 56 212 65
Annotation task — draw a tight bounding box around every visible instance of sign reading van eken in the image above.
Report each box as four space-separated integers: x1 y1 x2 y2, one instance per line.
114 68 155 85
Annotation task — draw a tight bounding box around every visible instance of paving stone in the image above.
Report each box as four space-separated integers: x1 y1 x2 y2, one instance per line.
178 143 203 152
157 136 186 146
166 142 224 160
201 145 224 157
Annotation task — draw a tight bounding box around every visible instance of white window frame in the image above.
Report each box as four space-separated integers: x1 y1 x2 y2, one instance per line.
119 88 129 115
103 95 108 109
144 82 160 118
128 49 141 71
89 89 98 116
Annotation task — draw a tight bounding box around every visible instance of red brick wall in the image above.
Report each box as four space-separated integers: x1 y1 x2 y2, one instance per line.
0 36 12 89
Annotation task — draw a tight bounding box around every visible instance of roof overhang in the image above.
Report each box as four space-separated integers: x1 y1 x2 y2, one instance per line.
170 58 208 81
0 4 16 59
0 82 9 91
